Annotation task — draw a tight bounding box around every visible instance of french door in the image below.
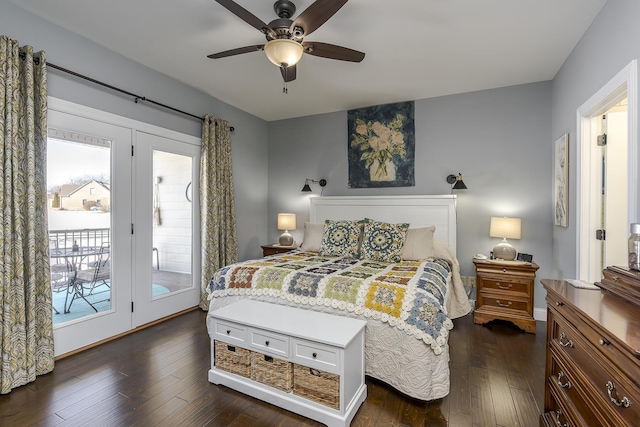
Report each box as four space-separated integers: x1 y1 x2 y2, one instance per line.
133 131 200 326
48 99 201 356
48 109 133 356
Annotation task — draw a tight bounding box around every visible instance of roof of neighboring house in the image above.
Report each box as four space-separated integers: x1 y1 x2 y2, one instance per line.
58 184 81 197
58 180 111 197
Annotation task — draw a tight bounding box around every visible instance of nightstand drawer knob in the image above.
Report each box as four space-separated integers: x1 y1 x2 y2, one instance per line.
226 330 231 335
559 333 574 348
606 381 631 408
556 301 564 307
265 340 270 346
496 282 512 290
599 338 610 346
312 352 317 358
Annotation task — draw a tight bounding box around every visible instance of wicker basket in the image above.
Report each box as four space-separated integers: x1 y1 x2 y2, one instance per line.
214 340 251 378
293 364 340 409
250 352 293 392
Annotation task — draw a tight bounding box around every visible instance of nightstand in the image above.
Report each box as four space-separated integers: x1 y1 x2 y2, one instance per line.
473 258 539 333
261 244 297 257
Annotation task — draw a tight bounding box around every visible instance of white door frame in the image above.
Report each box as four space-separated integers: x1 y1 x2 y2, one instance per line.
576 60 638 281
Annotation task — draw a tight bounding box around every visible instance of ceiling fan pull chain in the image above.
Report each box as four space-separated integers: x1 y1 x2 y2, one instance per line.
281 65 288 94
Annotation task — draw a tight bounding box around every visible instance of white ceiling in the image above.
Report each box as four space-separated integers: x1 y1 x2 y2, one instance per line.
8 0 607 121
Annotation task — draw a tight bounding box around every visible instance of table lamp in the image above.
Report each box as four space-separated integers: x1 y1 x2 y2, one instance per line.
489 217 521 260
277 213 296 246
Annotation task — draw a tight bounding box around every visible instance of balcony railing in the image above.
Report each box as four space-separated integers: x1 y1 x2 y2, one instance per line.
49 228 110 270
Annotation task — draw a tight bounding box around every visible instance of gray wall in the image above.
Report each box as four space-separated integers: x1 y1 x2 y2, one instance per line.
268 82 553 311
0 0 269 261
551 0 640 278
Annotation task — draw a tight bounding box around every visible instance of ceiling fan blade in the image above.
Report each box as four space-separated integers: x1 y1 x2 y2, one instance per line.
302 42 365 62
207 44 264 59
280 64 297 82
215 0 276 38
290 0 348 38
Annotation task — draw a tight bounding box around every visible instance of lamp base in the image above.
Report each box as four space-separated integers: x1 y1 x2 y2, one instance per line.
493 239 516 261
279 231 293 246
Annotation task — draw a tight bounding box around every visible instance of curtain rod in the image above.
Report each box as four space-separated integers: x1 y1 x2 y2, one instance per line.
47 62 234 132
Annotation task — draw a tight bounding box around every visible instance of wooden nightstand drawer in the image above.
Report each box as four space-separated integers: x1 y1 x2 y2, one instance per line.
261 244 297 257
478 276 530 296
477 293 529 313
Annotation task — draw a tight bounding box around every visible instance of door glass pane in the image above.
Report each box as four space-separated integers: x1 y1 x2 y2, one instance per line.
48 129 111 324
152 150 193 296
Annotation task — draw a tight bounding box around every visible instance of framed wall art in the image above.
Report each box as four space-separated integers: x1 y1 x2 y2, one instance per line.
347 101 415 188
554 133 569 227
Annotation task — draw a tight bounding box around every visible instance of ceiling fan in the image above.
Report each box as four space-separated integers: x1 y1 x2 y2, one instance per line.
208 0 365 85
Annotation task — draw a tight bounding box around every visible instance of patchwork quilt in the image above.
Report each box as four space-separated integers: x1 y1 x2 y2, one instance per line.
207 251 454 354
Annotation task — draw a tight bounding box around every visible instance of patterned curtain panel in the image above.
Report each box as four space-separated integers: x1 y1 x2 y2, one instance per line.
199 115 238 309
0 36 54 394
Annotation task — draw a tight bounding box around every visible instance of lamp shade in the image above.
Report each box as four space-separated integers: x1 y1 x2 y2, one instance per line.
489 217 521 239
264 39 304 67
277 213 296 231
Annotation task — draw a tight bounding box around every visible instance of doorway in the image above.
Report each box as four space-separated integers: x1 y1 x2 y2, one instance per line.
48 98 201 356
577 61 638 282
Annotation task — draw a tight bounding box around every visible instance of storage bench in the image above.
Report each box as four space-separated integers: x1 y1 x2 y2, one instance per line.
208 300 367 427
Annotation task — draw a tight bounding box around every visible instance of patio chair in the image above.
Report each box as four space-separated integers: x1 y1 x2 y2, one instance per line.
67 244 111 313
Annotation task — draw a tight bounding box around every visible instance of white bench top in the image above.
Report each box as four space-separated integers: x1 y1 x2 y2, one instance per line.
209 300 366 348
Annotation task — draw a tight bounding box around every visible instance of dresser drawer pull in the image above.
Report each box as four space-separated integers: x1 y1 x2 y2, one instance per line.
226 330 231 335
312 352 317 358
554 409 568 427
265 340 270 346
558 333 574 348
495 300 512 307
555 301 564 307
557 371 571 389
606 381 631 408
612 276 619 282
599 338 610 346
496 282 512 290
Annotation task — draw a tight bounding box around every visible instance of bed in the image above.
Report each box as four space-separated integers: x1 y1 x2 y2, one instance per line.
205 195 471 401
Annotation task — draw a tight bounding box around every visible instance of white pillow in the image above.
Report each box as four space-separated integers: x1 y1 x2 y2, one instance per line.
401 226 436 260
299 222 324 252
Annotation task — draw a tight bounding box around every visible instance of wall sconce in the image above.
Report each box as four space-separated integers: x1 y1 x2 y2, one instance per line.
489 216 522 260
446 173 467 193
301 178 327 193
277 213 296 246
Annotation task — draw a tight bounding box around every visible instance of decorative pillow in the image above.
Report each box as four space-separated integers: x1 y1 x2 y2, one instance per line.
401 226 436 260
299 222 324 252
318 220 363 258
360 218 410 262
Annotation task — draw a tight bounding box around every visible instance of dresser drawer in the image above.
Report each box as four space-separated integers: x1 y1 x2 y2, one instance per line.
250 328 289 358
549 346 601 426
293 338 340 374
213 320 247 345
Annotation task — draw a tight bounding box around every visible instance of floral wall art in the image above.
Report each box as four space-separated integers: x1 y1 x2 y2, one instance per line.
348 101 415 188
554 133 569 227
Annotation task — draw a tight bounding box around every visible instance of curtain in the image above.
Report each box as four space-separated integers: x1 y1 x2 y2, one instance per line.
200 115 238 309
0 36 54 394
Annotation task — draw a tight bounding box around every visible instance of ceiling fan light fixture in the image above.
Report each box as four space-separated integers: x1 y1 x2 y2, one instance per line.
264 39 304 67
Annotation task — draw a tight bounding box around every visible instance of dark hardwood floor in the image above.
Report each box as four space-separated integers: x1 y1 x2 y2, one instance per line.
0 310 546 426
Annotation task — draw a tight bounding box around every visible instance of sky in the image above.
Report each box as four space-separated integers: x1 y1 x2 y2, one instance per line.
47 138 110 188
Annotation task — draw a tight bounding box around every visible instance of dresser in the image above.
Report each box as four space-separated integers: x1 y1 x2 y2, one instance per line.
473 258 539 333
541 277 640 426
208 300 367 427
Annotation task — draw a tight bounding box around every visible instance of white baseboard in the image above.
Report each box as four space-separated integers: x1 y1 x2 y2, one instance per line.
534 307 547 322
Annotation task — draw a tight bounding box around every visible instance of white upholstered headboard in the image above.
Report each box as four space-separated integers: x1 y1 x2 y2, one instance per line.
309 195 457 255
